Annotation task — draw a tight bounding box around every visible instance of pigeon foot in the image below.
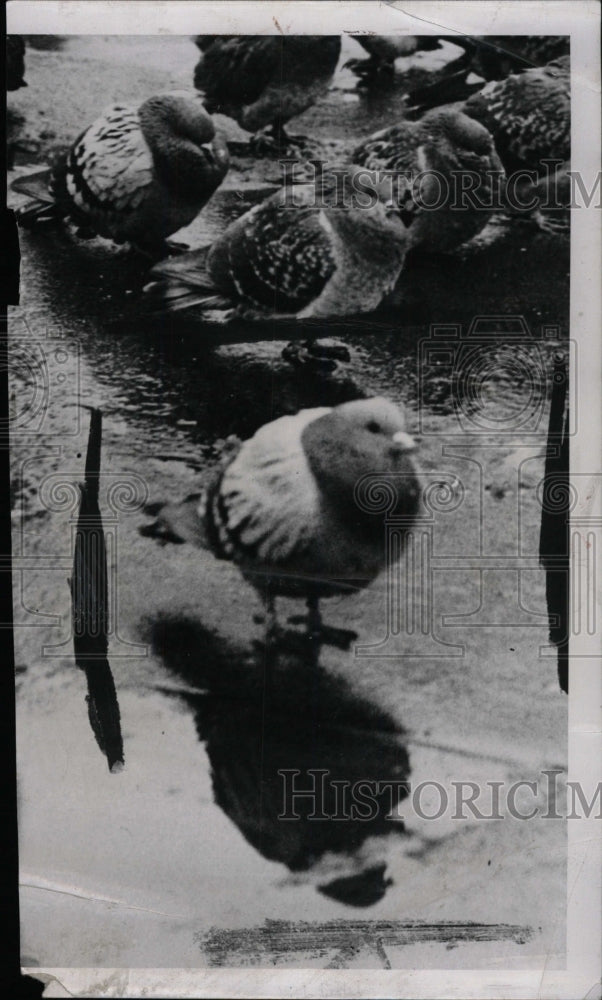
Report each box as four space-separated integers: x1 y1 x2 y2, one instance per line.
287 614 359 650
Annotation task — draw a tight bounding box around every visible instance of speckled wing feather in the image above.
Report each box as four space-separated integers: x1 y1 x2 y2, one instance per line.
207 188 337 312
351 113 503 250
352 120 469 229
352 119 424 174
351 121 429 225
52 106 154 231
205 408 330 570
464 60 570 167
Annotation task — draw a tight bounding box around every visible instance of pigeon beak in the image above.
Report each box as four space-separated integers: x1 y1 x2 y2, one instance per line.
199 140 220 164
391 430 417 453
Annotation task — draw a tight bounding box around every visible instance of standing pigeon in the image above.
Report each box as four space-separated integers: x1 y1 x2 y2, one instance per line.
345 34 442 85
140 397 420 649
193 35 341 150
463 56 570 230
145 167 411 320
13 90 229 255
351 107 505 253
7 36 27 90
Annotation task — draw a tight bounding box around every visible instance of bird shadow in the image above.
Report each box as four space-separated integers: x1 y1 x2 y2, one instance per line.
148 615 411 907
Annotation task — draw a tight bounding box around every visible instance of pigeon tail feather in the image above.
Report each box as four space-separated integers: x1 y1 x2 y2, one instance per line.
11 169 63 226
11 167 54 201
143 278 231 315
16 200 65 227
145 249 232 313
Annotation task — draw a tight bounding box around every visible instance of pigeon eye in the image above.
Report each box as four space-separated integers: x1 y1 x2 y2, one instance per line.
366 421 381 433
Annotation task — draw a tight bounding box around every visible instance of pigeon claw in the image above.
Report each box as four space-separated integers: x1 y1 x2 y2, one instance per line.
345 56 395 88
532 210 570 235
286 614 359 651
250 129 314 159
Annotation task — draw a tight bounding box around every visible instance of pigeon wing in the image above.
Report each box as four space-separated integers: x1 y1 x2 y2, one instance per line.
465 65 570 164
62 106 154 221
208 189 337 311
351 123 430 226
351 121 423 174
216 408 330 569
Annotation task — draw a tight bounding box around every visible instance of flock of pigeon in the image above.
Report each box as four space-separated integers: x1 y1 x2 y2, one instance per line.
9 33 570 654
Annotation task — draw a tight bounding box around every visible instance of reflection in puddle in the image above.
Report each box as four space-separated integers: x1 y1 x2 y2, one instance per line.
151 618 411 907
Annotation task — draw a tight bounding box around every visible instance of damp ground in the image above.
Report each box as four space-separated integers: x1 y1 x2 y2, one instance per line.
9 35 568 971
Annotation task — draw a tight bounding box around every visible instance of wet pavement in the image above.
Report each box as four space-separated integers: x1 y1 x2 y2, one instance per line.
9 35 568 970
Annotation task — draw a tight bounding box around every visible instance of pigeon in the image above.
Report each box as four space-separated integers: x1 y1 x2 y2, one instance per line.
350 108 505 254
144 166 411 320
193 35 341 150
458 35 569 82
345 34 442 85
7 36 27 91
463 56 570 171
463 56 570 231
140 397 421 650
12 90 229 255
406 36 570 110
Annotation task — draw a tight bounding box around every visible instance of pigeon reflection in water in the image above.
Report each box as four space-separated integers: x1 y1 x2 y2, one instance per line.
152 619 410 908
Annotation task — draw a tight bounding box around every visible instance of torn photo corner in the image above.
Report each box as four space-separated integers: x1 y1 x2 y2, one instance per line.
5 0 601 997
